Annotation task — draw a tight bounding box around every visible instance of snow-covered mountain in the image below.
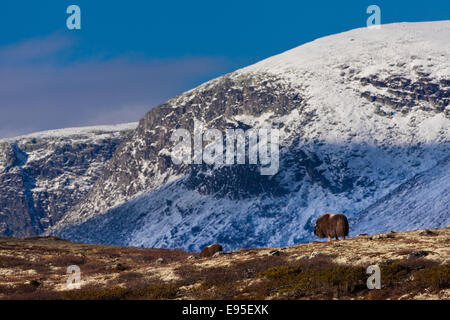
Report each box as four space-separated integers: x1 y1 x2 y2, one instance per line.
0 123 136 236
8 21 450 250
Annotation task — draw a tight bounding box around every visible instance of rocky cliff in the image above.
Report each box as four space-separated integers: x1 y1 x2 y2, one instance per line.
0 124 136 236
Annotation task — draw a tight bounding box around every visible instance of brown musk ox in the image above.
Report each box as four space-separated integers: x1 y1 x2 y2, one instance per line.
313 213 349 241
200 243 223 257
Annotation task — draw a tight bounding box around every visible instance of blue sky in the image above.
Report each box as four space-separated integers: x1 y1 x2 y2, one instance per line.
0 0 449 137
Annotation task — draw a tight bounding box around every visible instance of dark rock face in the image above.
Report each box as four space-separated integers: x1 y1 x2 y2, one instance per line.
184 164 288 199
64 74 305 221
0 167 38 236
0 128 134 237
359 74 449 117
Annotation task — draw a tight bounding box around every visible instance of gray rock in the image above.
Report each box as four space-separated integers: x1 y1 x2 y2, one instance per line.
107 263 127 271
369 233 394 240
25 280 41 288
406 251 428 259
380 259 396 266
268 250 280 256
419 229 437 236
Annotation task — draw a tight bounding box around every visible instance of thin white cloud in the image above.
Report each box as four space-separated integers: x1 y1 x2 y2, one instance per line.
0 34 235 138
0 33 73 65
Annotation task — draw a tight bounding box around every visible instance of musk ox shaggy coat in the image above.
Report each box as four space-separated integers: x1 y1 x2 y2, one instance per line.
314 213 349 241
200 243 223 257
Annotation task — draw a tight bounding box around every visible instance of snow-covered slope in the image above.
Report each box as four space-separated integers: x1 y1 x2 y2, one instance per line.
0 123 137 236
350 156 450 235
45 21 449 250
0 123 137 143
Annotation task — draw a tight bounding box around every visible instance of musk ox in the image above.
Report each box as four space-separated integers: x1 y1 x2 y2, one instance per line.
200 243 223 257
314 213 349 241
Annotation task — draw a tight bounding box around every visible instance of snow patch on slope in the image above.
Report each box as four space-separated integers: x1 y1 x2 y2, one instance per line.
0 123 138 143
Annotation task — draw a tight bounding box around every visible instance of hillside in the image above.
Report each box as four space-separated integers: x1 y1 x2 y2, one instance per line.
47 21 450 251
0 227 449 300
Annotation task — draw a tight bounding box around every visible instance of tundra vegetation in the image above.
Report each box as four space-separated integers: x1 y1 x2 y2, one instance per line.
0 227 449 300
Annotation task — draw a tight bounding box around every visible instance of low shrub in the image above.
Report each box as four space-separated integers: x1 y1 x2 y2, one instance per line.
259 263 366 298
61 282 179 300
116 272 144 283
48 255 86 267
0 255 49 273
62 285 128 300
413 265 450 290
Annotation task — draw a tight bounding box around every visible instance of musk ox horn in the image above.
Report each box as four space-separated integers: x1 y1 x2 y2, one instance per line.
313 213 349 241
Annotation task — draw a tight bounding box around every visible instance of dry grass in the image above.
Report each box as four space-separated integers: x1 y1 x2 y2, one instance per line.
0 227 449 300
